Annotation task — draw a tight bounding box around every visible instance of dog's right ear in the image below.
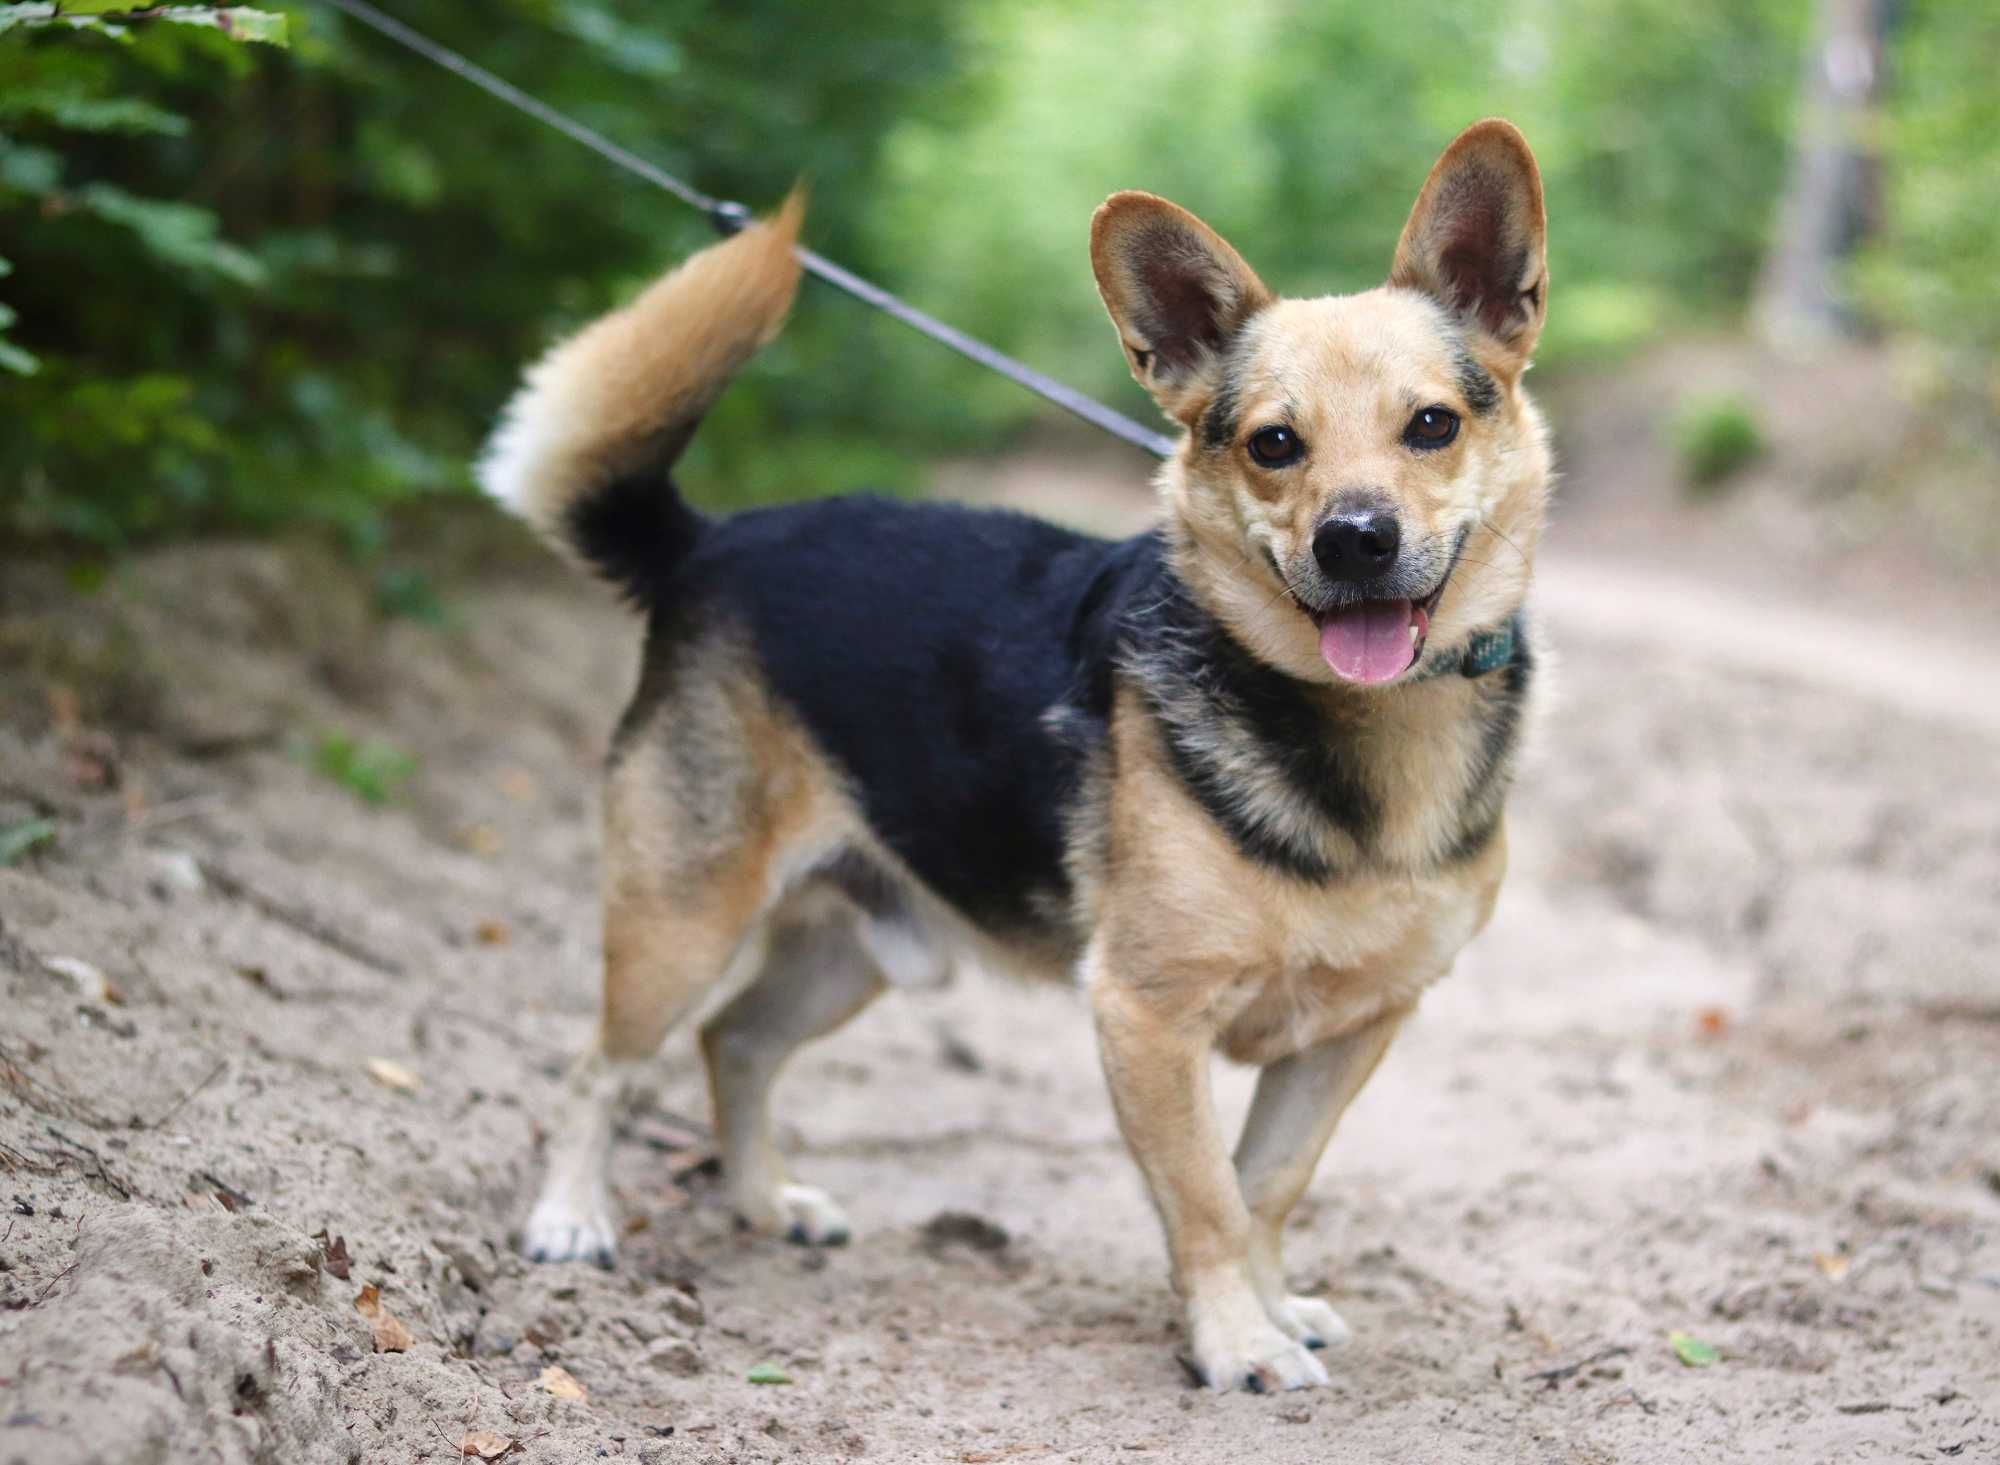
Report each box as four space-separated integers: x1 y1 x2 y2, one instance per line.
1090 192 1272 424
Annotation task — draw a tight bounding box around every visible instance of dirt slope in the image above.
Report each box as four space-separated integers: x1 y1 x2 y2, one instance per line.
1 470 1996 1464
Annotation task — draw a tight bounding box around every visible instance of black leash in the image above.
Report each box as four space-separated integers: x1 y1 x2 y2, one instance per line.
315 0 1177 461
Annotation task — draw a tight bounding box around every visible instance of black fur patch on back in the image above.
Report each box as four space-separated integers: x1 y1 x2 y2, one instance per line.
567 466 707 608
667 497 1150 940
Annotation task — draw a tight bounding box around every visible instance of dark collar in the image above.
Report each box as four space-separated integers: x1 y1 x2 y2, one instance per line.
1412 612 1521 683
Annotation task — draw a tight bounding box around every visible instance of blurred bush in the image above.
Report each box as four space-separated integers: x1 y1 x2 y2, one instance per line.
1 0 1991 552
0 0 969 548
1855 2 2000 362
1674 394 1766 493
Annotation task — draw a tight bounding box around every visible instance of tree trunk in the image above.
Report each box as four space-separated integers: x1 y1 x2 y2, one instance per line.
1753 0 1896 350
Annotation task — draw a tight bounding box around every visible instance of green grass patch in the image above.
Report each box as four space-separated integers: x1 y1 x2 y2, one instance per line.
0 816 57 865
306 732 417 807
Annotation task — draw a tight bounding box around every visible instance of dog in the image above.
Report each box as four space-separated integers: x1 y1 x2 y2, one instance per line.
480 118 1550 1394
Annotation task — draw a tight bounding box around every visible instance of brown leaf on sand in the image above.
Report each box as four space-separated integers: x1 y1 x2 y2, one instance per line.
1812 1250 1851 1282
456 824 505 856
319 1232 352 1280
353 1284 415 1353
365 1057 421 1093
459 1430 517 1460
473 918 511 947
535 1364 587 1401
1694 1006 1731 1039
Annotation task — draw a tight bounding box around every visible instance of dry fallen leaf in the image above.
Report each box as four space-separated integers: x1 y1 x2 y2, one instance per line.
365 1058 421 1093
1812 1250 1851 1282
318 1232 352 1281
473 918 511 947
353 1284 415 1353
459 1429 516 1460
535 1364 587 1401
1693 1006 1730 1039
456 824 506 856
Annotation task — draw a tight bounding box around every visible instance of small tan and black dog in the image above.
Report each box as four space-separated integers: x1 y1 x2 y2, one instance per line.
482 119 1550 1393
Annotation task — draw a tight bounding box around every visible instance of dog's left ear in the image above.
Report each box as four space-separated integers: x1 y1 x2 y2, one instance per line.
1391 119 1547 372
1091 192 1272 423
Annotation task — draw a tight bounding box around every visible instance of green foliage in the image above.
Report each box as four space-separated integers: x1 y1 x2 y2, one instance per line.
1 0 965 549
1674 394 1765 492
306 731 416 805
0 5 288 45
0 0 1981 552
865 0 1815 437
1854 2 2000 358
0 816 59 865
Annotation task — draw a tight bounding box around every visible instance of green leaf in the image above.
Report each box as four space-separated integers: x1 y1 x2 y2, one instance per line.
0 142 65 196
0 4 288 46
71 184 267 285
306 733 417 807
1669 1331 1720 1368
0 91 191 137
0 6 57 34
162 7 289 47
745 1362 792 1385
0 818 58 866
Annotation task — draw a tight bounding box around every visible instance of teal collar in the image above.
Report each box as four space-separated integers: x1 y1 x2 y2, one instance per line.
1412 613 1520 683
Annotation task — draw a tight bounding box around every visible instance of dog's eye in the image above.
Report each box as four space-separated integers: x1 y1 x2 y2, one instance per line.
1404 406 1459 450
1247 426 1304 467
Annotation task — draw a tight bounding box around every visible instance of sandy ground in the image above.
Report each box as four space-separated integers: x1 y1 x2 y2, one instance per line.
2 431 1999 1464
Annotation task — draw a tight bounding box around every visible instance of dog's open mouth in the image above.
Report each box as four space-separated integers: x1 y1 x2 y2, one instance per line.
1315 589 1440 685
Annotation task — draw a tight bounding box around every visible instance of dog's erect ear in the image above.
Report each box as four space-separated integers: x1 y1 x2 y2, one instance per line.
1091 192 1272 420
1391 119 1547 370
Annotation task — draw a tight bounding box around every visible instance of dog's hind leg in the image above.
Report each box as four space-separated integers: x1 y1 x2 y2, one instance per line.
522 882 768 1267
699 897 885 1245
1232 1010 1404 1349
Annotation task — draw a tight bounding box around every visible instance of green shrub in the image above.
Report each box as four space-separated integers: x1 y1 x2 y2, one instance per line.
306 731 417 806
1675 395 1765 492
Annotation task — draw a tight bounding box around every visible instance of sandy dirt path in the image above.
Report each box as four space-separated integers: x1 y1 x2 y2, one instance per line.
1 465 1996 1464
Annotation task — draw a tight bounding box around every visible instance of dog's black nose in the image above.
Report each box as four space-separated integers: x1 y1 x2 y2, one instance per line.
1312 510 1401 582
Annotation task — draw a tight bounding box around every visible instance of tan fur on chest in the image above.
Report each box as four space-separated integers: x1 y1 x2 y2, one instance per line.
1093 685 1506 1065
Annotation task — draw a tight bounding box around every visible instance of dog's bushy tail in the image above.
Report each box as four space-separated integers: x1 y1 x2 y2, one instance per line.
477 191 805 606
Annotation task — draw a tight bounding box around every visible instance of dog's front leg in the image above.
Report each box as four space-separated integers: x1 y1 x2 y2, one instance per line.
1233 1010 1405 1349
1091 976 1330 1394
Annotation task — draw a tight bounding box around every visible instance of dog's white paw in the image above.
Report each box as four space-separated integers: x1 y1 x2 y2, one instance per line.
737 1182 851 1247
1187 1304 1331 1393
522 1193 617 1269
1266 1294 1352 1351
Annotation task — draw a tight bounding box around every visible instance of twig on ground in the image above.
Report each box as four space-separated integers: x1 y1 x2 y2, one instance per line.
1526 1345 1633 1388
196 859 405 976
30 1259 79 1308
0 1042 117 1130
199 1171 255 1211
75 794 228 849
0 1141 63 1179
39 1126 132 1200
148 1059 228 1130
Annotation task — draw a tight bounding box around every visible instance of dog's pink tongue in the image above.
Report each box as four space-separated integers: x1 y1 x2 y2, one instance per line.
1318 599 1417 684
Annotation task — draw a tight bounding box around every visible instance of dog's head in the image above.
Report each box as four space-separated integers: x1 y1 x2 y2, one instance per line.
1092 119 1551 687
